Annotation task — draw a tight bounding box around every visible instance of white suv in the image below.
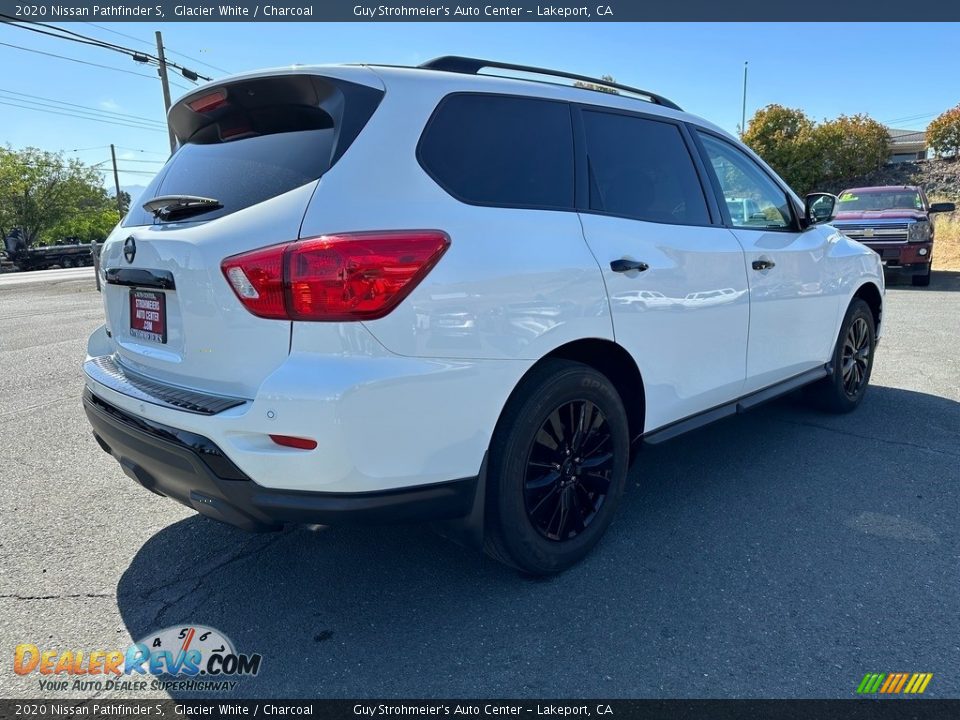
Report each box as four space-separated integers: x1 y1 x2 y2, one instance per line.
83 57 884 574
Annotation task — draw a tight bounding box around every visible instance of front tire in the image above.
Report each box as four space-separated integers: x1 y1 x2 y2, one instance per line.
807 298 876 413
484 359 630 575
912 265 932 287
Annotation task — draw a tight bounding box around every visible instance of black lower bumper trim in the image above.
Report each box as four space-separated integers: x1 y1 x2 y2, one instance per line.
83 389 478 531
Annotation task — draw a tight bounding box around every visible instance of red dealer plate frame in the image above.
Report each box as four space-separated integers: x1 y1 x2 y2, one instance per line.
129 289 167 344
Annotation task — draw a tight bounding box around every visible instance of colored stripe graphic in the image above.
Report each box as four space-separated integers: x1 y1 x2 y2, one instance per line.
857 672 933 694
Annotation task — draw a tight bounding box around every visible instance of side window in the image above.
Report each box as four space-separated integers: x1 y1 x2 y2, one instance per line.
697 133 794 230
418 94 574 209
581 110 710 226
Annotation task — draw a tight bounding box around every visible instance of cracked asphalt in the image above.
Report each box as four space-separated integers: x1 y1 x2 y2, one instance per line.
1 269 958 699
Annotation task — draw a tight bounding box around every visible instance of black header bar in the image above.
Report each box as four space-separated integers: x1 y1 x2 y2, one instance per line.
2 0 960 21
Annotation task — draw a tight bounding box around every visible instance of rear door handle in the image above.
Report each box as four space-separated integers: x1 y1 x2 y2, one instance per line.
752 259 776 271
610 258 649 273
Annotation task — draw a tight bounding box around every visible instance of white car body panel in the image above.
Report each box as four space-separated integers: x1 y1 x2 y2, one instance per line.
578 214 749 430
84 62 885 502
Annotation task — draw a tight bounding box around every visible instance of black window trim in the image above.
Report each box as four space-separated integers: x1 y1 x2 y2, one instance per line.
415 91 578 213
571 103 722 228
689 127 803 233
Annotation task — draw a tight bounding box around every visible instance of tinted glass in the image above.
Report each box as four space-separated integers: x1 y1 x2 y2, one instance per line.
419 94 574 209
837 190 923 211
697 133 793 230
582 111 710 225
124 126 334 227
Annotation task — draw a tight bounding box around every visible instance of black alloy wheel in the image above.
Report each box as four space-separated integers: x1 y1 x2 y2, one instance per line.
841 316 871 398
523 400 614 541
484 358 630 574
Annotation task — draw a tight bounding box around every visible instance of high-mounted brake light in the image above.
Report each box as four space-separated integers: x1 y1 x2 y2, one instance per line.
221 231 450 322
188 89 228 113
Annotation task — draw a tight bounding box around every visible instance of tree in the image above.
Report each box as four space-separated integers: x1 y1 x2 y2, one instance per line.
742 105 820 194
927 104 960 158
814 114 889 184
0 146 119 246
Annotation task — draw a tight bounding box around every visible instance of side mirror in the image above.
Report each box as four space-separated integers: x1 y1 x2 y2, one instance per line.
929 202 956 214
804 192 838 226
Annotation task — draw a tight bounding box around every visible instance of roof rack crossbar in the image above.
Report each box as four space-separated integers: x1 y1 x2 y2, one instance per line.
418 56 682 112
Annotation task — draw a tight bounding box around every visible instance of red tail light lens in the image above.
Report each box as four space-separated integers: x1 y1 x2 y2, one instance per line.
269 434 318 450
221 231 450 322
188 89 228 113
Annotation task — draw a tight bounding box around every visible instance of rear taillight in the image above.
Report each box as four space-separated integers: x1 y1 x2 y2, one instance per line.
221 231 450 322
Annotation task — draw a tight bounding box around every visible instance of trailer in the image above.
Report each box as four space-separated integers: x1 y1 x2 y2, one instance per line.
3 229 96 272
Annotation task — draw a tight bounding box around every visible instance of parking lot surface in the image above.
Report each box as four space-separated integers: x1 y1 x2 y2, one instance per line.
1 271 958 699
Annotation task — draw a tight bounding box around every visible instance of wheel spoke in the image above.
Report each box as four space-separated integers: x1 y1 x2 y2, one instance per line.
525 469 560 491
580 471 611 495
580 451 614 469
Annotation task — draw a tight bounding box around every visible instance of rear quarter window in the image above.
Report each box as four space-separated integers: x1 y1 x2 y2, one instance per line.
417 93 575 210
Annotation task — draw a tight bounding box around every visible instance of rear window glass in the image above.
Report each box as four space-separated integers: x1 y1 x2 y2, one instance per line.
418 94 574 210
124 118 334 227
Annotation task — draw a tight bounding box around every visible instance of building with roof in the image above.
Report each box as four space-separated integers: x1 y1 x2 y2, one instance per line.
887 128 929 163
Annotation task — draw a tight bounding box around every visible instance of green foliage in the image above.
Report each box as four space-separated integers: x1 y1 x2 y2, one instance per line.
814 114 890 185
743 106 890 194
0 146 119 246
927 105 960 158
742 105 820 195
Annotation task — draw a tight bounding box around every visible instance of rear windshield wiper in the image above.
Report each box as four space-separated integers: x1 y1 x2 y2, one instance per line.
142 195 223 221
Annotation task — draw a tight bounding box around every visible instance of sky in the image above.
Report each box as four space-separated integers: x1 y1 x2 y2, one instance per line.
2 21 958 193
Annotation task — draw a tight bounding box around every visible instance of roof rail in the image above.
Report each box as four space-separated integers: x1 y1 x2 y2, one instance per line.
418 56 682 112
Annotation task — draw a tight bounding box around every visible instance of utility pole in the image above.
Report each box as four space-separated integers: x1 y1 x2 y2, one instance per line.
740 61 748 138
110 144 122 214
155 30 176 153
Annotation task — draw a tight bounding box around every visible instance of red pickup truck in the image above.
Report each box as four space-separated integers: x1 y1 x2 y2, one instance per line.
830 185 955 286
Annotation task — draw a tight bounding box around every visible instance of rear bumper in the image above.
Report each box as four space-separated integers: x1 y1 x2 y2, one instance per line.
84 389 478 531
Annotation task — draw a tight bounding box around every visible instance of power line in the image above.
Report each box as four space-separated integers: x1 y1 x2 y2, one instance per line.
83 22 233 75
0 17 214 82
0 87 166 126
0 40 157 79
0 96 164 131
114 146 168 156
0 99 167 133
108 157 166 164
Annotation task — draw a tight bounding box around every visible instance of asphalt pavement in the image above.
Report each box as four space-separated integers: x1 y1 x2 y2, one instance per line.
1 271 957 699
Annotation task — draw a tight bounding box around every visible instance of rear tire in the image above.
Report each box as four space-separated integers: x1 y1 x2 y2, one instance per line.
807 298 876 414
912 266 931 287
484 359 630 575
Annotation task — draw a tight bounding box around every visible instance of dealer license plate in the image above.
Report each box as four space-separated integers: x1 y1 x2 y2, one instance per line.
129 289 167 344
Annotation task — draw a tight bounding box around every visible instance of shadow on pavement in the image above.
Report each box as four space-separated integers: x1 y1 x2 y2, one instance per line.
117 385 959 699
887 269 960 290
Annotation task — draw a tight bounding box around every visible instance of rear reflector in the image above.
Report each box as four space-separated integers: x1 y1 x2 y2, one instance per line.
269 435 318 450
221 231 450 322
188 89 228 113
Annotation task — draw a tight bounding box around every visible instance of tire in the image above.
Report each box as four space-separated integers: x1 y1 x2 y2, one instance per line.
912 266 931 287
61 257 75 268
807 298 876 413
484 359 630 575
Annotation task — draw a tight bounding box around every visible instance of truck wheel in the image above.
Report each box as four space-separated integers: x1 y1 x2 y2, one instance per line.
61 257 75 268
807 298 876 414
484 359 630 575
912 265 932 287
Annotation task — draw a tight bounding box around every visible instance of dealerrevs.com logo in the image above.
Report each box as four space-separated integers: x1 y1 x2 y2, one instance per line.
14 625 262 693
